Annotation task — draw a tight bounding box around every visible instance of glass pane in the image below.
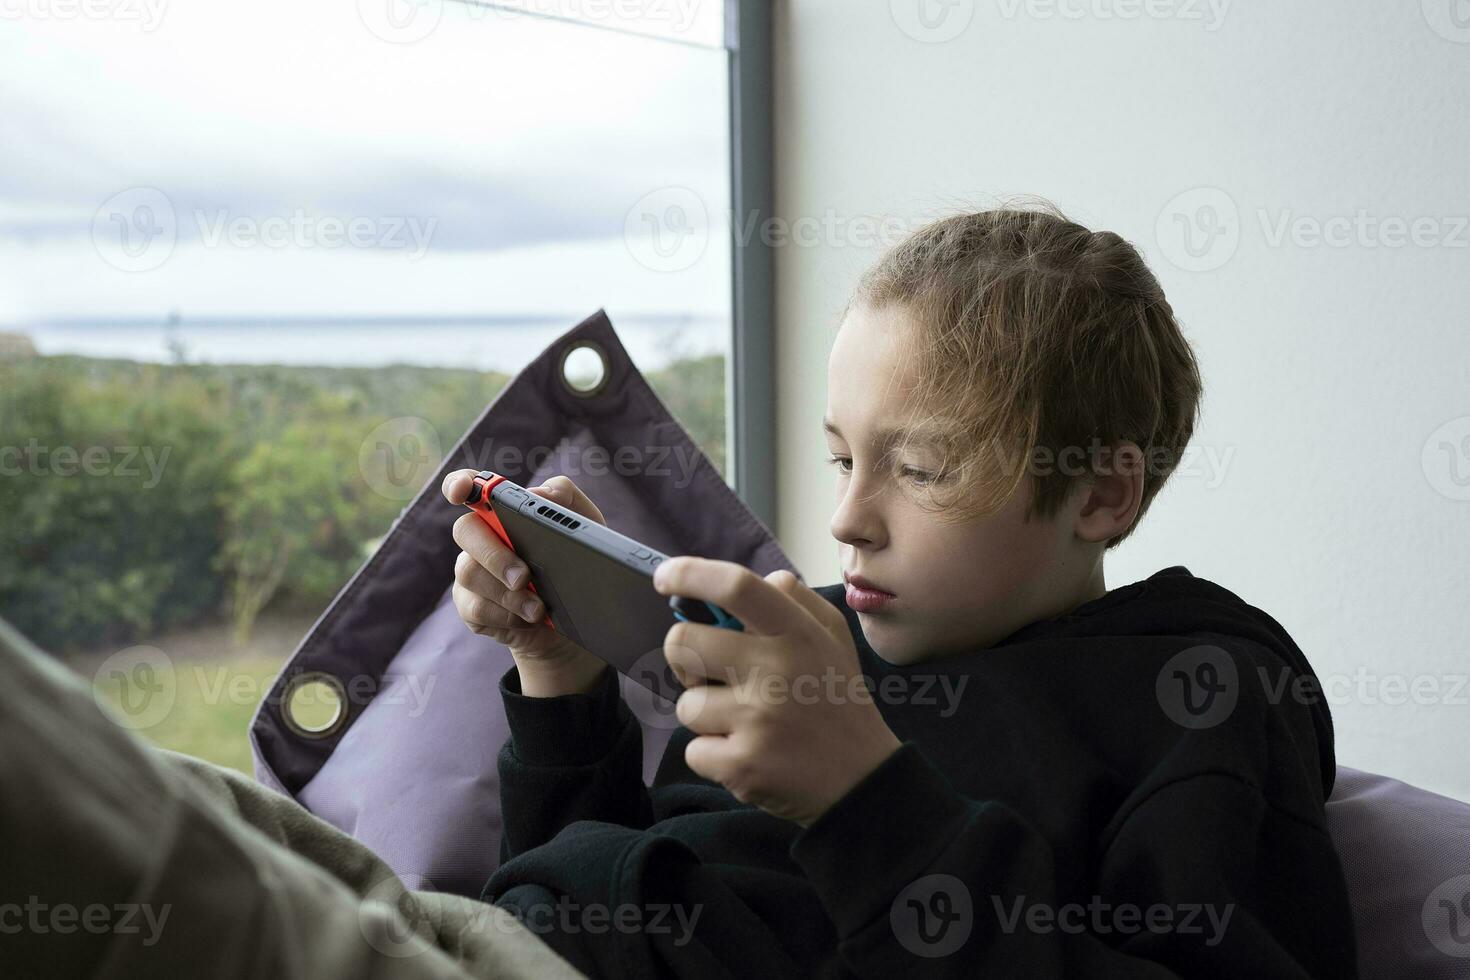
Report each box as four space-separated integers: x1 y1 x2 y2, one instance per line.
480 0 727 47
2 2 731 376
0 0 731 772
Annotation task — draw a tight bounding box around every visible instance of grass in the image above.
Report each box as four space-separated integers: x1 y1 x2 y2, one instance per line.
89 654 285 774
66 611 318 775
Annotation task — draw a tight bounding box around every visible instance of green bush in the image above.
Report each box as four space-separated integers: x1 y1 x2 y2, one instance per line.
0 359 237 651
218 392 402 644
2 348 726 654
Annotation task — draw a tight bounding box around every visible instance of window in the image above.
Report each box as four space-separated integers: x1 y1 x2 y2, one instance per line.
3 1 732 377
0 0 767 771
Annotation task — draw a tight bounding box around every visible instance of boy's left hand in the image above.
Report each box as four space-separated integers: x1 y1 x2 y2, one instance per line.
653 557 902 828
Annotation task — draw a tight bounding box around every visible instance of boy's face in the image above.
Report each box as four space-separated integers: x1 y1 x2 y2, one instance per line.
825 302 1093 665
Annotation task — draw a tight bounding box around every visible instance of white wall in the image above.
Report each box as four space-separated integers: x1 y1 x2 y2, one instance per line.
771 0 1470 801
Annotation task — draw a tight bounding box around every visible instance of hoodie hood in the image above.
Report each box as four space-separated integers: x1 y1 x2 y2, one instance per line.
1012 565 1336 796
823 565 1338 797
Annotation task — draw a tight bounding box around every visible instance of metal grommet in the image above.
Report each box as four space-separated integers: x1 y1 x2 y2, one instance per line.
557 340 610 398
280 671 348 739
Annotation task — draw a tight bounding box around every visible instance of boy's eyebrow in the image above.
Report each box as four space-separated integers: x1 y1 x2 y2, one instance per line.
822 416 941 449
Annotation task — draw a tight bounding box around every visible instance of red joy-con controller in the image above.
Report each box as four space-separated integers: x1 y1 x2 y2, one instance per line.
462 471 556 630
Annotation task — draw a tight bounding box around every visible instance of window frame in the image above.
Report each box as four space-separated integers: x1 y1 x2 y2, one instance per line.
725 0 775 528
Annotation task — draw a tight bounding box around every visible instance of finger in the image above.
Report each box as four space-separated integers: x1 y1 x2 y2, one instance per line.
763 569 849 641
455 550 544 623
683 732 745 789
453 581 532 634
674 682 743 734
652 557 810 637
441 468 479 505
452 511 531 590
536 475 607 526
665 620 771 687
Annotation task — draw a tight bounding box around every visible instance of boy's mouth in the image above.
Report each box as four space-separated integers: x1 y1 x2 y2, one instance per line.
844 572 896 613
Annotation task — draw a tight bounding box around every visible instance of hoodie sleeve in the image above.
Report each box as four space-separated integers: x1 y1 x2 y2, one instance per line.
495 663 656 863
789 740 1357 978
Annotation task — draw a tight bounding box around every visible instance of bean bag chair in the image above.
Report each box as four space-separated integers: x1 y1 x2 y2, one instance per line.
1324 766 1470 977
250 309 800 899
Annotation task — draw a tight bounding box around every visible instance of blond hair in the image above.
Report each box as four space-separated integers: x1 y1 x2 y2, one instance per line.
845 202 1203 549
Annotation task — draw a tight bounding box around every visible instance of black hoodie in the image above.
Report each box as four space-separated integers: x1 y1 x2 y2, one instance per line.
482 566 1358 979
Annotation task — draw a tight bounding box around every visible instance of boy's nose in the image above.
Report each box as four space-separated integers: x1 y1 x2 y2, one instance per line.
829 485 884 550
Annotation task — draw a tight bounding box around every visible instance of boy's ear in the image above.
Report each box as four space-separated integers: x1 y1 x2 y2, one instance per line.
1072 441 1145 544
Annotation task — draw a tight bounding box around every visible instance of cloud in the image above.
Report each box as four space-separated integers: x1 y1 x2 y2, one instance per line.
0 0 728 255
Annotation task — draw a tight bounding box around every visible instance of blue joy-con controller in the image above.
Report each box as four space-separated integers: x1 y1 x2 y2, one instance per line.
669 595 745 631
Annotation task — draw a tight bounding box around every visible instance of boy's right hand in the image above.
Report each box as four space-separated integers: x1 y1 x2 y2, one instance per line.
442 470 610 697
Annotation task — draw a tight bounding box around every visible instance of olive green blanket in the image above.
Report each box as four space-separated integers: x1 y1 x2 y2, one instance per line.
0 616 584 980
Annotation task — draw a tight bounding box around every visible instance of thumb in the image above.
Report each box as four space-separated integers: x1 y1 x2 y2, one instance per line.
764 568 847 642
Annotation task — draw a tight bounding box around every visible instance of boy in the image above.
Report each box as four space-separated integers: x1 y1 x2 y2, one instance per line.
444 206 1358 977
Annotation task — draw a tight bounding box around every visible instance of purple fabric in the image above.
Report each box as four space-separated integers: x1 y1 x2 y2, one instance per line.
1325 766 1470 977
250 310 800 897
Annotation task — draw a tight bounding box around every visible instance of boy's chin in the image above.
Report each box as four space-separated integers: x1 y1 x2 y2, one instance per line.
858 615 931 666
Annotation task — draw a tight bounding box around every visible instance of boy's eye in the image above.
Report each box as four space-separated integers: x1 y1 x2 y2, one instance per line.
825 455 935 486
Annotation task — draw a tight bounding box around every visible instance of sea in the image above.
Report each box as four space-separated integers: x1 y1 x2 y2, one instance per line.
8 313 728 374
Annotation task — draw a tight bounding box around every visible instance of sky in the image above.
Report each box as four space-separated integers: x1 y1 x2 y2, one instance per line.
0 0 732 365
